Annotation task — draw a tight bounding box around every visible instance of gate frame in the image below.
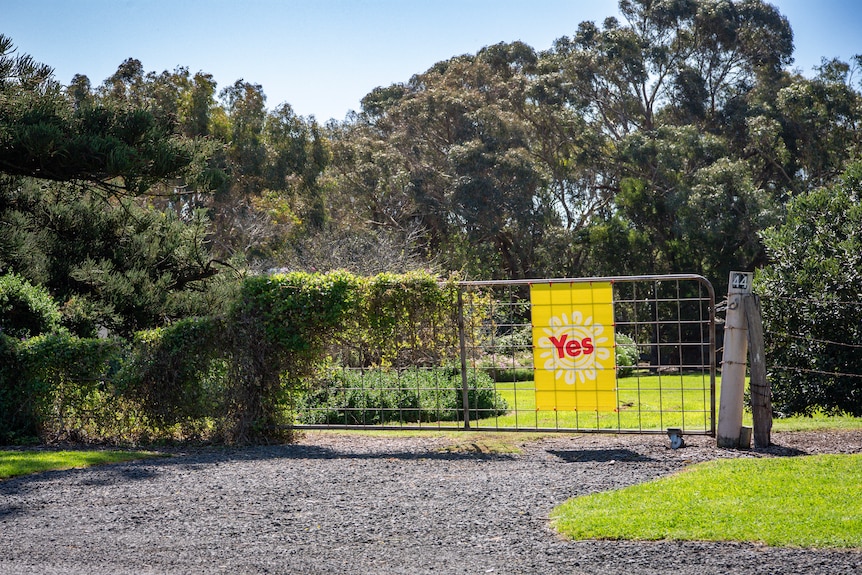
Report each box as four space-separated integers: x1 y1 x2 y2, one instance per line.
454 274 716 437
295 274 717 438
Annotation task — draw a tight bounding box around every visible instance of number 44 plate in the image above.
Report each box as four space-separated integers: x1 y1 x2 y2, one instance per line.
730 271 752 293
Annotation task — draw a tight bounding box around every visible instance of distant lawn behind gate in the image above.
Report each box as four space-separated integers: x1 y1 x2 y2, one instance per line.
488 372 712 432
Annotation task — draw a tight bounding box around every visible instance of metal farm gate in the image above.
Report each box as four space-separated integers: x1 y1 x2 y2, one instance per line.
296 275 716 438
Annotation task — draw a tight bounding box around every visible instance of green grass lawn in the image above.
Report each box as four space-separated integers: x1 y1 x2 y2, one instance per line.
476 373 714 432
0 450 162 480
488 373 862 550
551 454 862 549
763 411 862 432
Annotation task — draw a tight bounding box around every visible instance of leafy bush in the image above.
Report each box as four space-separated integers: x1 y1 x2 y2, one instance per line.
0 334 31 442
0 274 62 338
494 324 533 351
0 270 502 444
298 367 508 425
350 271 459 368
758 163 862 416
224 271 361 442
615 332 640 377
0 333 124 443
484 323 532 361
486 366 534 383
118 316 226 430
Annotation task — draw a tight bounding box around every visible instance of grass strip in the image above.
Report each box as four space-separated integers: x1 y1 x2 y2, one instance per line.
769 412 862 432
0 450 162 480
551 454 862 548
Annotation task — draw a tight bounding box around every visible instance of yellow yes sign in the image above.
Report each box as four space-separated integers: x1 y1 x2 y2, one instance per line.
531 282 617 412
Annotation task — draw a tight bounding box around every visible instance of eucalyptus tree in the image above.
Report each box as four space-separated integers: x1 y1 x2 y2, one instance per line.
205 81 333 265
539 0 794 280
330 42 565 279
770 59 862 194
74 56 334 268
263 102 330 229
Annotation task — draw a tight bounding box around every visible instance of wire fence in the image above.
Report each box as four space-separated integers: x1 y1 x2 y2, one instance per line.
757 295 862 415
295 275 717 435
762 298 862 377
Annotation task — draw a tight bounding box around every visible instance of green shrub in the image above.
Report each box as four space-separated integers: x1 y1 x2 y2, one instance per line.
615 332 640 377
0 270 513 444
355 271 459 368
0 274 62 338
119 316 226 430
492 324 533 352
0 333 125 443
486 366 534 383
0 334 33 442
224 271 361 442
758 163 862 416
298 367 508 425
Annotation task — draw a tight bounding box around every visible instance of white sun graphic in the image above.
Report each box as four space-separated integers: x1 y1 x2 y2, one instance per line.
537 312 611 384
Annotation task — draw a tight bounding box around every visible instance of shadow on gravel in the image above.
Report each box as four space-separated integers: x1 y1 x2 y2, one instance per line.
0 504 22 520
753 444 809 457
78 466 162 485
0 443 519 494
0 444 514 488
548 448 656 463
181 444 521 463
0 462 167 497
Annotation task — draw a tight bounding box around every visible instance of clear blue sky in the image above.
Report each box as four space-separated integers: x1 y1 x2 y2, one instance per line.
5 1 862 122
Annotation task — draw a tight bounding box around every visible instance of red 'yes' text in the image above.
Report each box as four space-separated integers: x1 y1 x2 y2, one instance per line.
548 334 594 358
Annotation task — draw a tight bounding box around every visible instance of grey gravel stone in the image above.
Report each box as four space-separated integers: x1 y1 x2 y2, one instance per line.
1 431 860 574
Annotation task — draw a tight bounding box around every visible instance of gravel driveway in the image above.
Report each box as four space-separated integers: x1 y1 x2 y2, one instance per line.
2 431 861 574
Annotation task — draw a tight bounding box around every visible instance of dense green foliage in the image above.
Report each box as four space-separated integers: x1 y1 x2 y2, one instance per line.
0 35 224 338
351 272 459 368
0 271 467 443
1 182 220 337
0 273 61 338
331 0 803 281
221 271 360 441
298 367 507 425
3 0 862 437
11 0 854 285
0 39 200 193
757 163 862 416
615 332 639 378
0 331 123 443
120 317 225 429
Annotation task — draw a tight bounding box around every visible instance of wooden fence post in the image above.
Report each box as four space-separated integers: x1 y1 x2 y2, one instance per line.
717 272 751 448
744 294 772 447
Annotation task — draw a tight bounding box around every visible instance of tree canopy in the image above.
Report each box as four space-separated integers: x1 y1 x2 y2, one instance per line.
3 0 862 342
0 36 223 336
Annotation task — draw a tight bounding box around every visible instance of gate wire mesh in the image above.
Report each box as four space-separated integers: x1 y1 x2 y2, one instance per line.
295 275 716 435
